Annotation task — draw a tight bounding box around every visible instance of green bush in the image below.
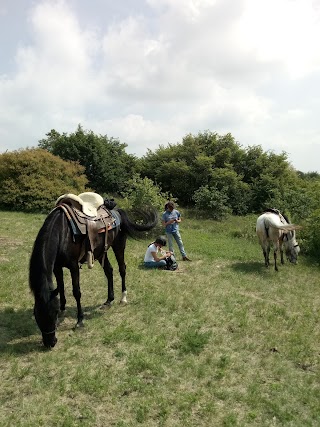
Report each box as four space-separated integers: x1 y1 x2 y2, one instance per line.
39 126 137 194
120 173 170 211
121 174 172 211
193 185 231 220
300 209 320 261
0 148 88 212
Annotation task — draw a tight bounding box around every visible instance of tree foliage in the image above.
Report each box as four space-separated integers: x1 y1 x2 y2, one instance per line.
0 149 88 212
300 209 320 260
2 127 320 268
138 131 244 205
2 127 320 226
120 173 170 211
139 130 310 216
193 185 231 220
38 125 137 194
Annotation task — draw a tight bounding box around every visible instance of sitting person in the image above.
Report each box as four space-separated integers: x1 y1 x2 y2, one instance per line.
144 236 172 269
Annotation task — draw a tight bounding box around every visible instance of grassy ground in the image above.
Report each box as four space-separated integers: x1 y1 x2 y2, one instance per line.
0 210 319 426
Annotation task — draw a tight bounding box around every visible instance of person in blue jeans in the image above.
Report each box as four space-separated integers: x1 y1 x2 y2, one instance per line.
162 201 191 261
144 236 172 269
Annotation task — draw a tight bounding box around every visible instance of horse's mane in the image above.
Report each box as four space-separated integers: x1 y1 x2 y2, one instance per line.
264 208 281 216
281 212 290 224
29 209 64 300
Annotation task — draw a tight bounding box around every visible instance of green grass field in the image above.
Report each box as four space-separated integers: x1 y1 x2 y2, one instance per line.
0 210 319 426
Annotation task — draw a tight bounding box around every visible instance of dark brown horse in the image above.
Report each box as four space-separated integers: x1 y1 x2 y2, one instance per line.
29 204 158 348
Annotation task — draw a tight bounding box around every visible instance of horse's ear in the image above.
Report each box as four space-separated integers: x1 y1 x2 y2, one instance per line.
50 288 59 299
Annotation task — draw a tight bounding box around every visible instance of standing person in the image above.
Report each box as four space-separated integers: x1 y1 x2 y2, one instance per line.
144 236 172 269
162 201 191 261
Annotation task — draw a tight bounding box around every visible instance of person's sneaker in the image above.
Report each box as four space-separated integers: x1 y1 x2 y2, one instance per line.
182 256 192 261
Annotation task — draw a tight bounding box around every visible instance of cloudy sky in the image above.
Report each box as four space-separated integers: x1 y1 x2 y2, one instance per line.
1 0 320 172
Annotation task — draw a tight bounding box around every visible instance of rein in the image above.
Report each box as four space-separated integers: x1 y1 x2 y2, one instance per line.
42 329 56 335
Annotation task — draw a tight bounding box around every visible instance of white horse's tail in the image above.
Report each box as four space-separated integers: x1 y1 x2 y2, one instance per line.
273 223 301 232
264 215 302 232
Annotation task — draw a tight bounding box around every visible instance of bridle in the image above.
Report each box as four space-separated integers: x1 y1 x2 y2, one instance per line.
34 311 57 336
283 233 299 248
42 329 56 335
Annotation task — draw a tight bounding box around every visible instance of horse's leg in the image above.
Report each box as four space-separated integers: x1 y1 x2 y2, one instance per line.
54 265 66 313
280 238 285 265
262 248 268 267
273 240 279 272
266 242 270 267
273 250 278 271
262 240 270 267
112 235 127 305
54 266 66 326
70 262 84 327
99 254 115 307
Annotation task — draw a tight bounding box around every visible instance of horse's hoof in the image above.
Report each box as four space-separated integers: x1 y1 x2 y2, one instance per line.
73 321 84 330
119 300 127 306
99 301 113 310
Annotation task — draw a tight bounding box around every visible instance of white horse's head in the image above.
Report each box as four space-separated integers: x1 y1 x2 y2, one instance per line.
284 231 300 264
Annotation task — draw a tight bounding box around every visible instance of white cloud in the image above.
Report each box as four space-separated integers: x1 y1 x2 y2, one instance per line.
0 0 320 171
236 0 320 79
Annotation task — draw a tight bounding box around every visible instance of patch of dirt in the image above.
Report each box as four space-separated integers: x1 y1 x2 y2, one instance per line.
0 236 24 248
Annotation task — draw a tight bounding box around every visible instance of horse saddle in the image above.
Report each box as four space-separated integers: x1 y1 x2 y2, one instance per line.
55 192 116 268
264 208 287 224
263 207 287 238
264 207 280 216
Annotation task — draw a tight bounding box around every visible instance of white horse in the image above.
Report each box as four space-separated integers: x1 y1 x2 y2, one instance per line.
256 209 301 271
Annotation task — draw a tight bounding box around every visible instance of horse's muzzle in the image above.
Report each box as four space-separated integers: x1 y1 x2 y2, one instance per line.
42 334 57 348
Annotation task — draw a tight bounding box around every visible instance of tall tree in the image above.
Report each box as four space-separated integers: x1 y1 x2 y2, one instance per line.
139 131 303 214
39 125 137 195
139 131 246 206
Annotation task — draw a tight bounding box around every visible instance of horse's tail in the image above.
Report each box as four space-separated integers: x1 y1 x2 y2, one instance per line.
117 206 159 239
273 221 302 232
265 215 302 232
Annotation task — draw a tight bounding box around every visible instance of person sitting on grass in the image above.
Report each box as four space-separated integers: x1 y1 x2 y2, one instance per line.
143 236 172 269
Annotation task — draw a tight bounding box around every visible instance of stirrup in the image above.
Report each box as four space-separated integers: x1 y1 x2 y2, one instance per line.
87 251 94 269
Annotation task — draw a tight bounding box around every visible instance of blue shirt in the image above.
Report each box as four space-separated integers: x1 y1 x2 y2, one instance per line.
162 209 181 234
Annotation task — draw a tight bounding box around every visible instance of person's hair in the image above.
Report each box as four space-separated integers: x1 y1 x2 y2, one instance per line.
166 201 175 210
154 236 167 246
